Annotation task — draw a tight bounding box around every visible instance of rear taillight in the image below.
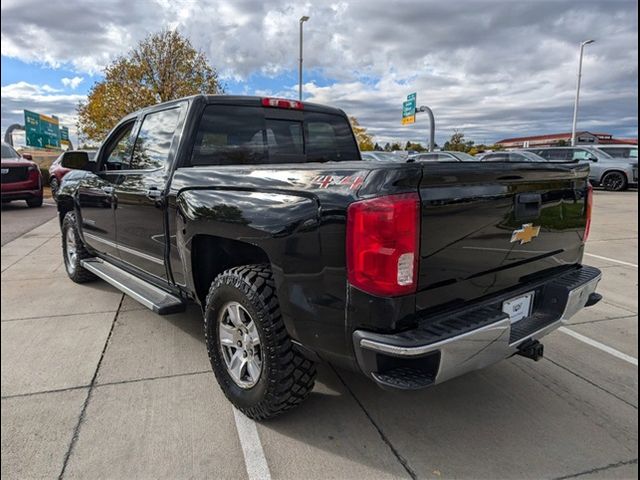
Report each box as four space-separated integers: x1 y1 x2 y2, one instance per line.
346 193 420 296
584 183 593 243
261 97 304 110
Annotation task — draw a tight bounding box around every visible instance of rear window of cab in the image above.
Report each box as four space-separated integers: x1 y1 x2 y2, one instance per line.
190 105 360 165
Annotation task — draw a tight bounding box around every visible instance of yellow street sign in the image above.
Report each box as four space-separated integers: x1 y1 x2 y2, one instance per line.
402 115 415 125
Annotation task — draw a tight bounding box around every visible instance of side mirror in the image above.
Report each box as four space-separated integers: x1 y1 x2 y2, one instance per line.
588 156 598 162
21 153 33 160
61 151 95 171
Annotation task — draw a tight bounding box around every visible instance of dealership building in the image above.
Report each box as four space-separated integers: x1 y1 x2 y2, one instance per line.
496 132 638 148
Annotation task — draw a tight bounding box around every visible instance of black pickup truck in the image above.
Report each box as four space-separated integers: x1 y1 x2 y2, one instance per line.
57 95 602 419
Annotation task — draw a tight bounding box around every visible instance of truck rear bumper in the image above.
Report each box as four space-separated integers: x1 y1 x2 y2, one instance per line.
353 266 602 390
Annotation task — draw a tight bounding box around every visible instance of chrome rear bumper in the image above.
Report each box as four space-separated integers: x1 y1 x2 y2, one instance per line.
353 266 602 390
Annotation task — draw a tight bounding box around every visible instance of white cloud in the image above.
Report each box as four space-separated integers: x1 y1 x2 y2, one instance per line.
1 0 637 143
61 76 84 89
1 81 85 147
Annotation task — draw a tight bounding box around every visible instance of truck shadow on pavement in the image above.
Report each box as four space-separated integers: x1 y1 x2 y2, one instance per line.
158 302 637 479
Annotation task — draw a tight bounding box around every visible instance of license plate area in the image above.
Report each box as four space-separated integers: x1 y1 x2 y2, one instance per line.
502 292 534 324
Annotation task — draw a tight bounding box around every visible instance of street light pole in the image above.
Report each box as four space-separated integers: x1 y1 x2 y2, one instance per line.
571 39 595 146
299 16 310 101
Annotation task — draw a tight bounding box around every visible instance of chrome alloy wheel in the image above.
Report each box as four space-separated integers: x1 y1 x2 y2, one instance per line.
65 227 77 274
602 172 625 191
218 301 263 389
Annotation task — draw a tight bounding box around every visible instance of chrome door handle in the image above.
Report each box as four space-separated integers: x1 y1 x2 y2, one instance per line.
146 188 162 199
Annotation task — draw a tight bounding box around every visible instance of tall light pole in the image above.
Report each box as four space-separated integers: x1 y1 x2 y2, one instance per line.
298 15 310 101
571 39 595 146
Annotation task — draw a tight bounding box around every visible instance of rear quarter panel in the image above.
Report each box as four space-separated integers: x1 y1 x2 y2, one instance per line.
168 163 380 367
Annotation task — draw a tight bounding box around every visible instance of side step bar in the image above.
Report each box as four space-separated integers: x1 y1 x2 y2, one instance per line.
81 258 186 315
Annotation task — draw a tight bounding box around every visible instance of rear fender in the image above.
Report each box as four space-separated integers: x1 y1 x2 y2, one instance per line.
175 188 323 343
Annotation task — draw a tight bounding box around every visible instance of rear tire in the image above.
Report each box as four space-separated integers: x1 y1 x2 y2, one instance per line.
204 264 316 420
62 212 96 283
26 195 43 208
601 171 628 191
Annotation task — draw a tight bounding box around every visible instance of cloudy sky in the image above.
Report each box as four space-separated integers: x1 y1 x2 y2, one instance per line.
1 0 638 147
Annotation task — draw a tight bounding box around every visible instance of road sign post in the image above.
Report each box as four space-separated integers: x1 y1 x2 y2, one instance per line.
417 106 435 152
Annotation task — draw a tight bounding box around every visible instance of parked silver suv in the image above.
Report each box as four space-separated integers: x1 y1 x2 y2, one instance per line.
593 145 638 160
526 146 638 191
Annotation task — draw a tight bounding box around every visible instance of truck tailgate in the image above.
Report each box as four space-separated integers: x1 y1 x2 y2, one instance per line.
416 162 591 312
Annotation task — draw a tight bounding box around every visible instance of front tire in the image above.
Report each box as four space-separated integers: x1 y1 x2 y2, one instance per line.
204 264 316 420
50 177 59 201
26 194 43 208
62 212 96 283
601 171 628 191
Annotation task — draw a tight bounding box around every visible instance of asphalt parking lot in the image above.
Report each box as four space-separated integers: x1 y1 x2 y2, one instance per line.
1 191 637 480
0 200 57 246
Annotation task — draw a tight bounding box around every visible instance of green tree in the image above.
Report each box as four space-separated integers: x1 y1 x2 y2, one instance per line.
390 142 403 151
405 141 426 152
349 117 375 151
443 130 475 152
383 142 392 152
78 29 224 142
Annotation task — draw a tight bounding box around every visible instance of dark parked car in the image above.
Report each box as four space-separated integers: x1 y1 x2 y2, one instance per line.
49 150 97 199
56 95 602 419
1 142 43 207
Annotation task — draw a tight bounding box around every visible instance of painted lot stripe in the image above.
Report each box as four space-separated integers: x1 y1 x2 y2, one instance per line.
559 327 638 366
233 407 271 480
585 253 638 268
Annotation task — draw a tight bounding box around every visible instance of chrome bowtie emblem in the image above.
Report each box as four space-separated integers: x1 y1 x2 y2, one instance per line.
511 223 541 245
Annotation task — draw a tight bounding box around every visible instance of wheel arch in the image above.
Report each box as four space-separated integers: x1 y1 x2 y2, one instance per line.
600 169 629 182
190 234 270 306
56 195 75 226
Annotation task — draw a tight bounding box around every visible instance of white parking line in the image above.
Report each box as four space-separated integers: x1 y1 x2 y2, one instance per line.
232 407 271 480
559 327 638 366
584 253 638 268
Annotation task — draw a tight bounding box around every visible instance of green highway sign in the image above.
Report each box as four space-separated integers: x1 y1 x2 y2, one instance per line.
402 92 417 125
24 110 61 149
402 101 415 116
60 126 70 142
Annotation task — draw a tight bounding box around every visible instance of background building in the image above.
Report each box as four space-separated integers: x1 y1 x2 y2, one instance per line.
496 132 637 148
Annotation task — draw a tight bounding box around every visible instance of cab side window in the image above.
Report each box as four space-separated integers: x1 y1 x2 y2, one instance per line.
130 107 182 170
103 122 135 170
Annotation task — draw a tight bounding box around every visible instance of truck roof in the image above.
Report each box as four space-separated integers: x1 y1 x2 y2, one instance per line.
125 94 347 120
